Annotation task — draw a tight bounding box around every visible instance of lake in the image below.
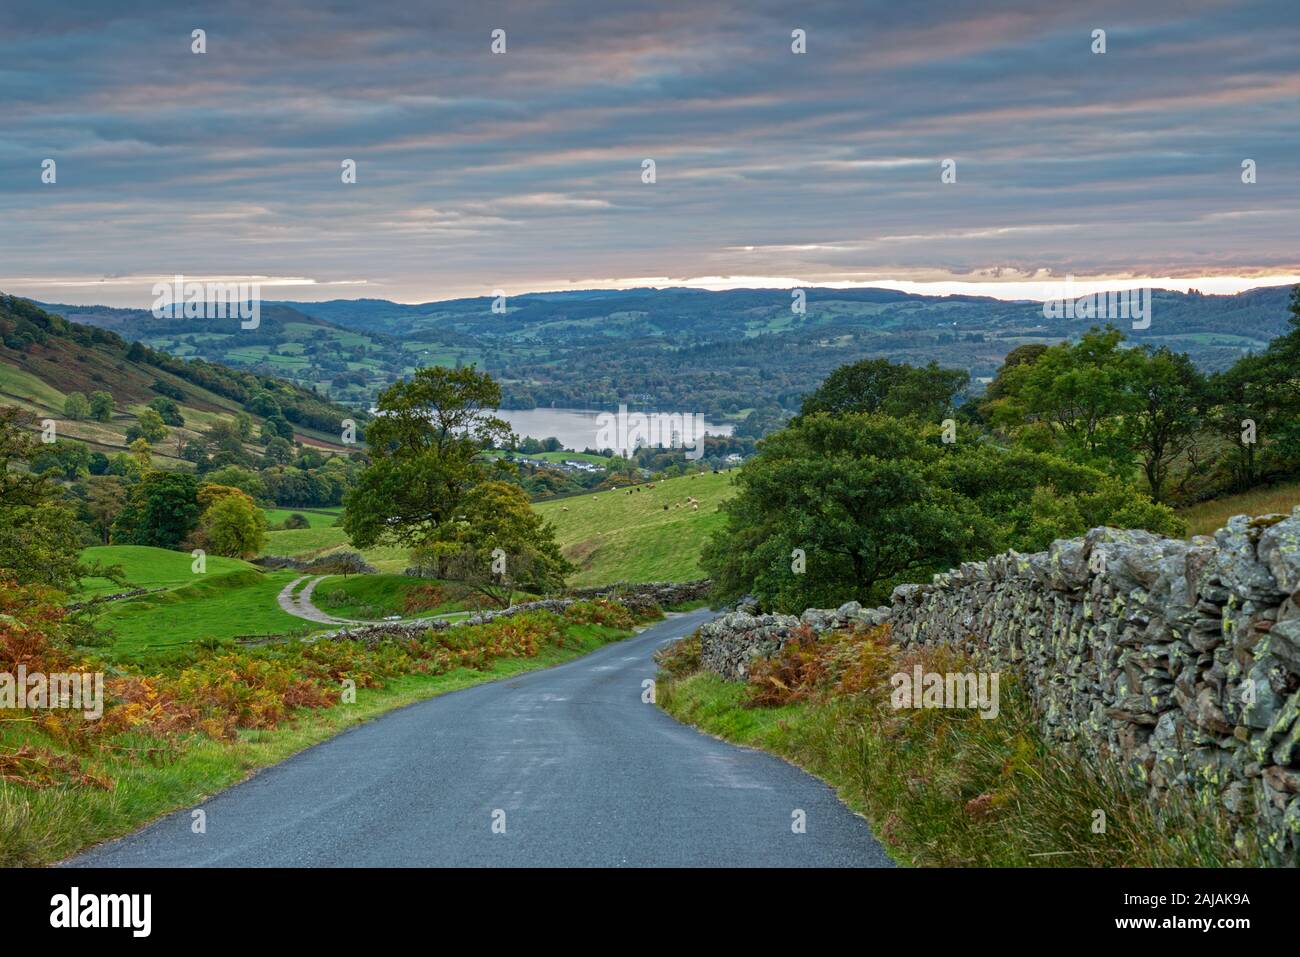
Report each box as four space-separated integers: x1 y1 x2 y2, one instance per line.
497 407 733 454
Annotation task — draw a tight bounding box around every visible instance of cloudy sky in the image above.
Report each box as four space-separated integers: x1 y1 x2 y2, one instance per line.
2 0 1298 306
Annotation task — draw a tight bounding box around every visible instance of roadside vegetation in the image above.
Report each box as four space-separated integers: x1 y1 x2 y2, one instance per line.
0 577 657 867
656 624 1248 867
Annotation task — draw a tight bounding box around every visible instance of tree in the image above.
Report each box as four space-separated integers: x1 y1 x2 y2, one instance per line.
204 465 265 500
81 476 127 544
63 392 90 421
111 471 201 548
981 344 1048 403
702 411 1181 612
263 436 294 465
702 414 991 610
985 326 1139 475
0 407 105 589
416 480 572 607
89 390 114 422
1121 347 1205 502
129 437 152 468
197 487 267 558
127 407 167 444
32 440 91 481
799 358 969 421
146 396 185 427
1204 285 1300 491
342 366 514 549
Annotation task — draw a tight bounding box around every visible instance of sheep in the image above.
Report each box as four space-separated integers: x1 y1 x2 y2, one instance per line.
692 503 699 511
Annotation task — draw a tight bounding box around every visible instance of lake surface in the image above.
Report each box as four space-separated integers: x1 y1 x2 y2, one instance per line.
498 407 733 454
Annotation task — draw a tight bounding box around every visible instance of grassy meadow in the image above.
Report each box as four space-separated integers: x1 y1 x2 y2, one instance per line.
77 544 253 598
534 470 735 585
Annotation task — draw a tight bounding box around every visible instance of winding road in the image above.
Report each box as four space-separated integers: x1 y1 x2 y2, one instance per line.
69 608 891 867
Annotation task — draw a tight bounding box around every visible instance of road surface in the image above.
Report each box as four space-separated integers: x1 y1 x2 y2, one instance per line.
70 608 892 867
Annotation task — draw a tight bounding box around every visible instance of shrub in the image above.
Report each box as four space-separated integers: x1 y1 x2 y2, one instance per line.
653 635 701 678
563 598 642 630
304 550 376 576
402 583 446 614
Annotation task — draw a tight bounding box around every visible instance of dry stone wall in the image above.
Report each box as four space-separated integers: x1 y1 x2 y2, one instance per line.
697 517 1300 865
314 580 710 644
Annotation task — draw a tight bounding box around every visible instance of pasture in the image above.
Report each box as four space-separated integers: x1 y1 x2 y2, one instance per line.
534 470 735 585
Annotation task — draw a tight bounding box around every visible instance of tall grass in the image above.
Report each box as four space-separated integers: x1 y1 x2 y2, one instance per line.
1178 480 1300 537
658 628 1252 867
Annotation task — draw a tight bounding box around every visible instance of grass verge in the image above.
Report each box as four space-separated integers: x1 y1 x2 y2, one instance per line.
655 628 1250 867
1 610 649 867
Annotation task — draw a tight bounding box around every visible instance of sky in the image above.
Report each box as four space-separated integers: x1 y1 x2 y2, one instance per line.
2 0 1299 307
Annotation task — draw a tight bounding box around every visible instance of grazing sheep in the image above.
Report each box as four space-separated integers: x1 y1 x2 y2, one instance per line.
561 506 569 511
692 503 699 511
663 504 669 510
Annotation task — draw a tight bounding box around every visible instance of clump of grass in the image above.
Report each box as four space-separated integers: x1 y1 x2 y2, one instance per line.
658 623 1252 867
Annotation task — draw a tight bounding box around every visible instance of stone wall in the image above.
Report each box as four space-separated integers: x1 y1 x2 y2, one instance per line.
313 580 710 645
697 516 1300 865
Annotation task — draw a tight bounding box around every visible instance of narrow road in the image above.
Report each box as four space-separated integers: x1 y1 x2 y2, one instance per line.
276 575 349 625
275 575 464 628
69 609 891 867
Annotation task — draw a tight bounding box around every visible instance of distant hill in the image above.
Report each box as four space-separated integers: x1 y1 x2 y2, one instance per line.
35 284 1298 424
41 300 412 411
0 294 364 465
285 284 1296 417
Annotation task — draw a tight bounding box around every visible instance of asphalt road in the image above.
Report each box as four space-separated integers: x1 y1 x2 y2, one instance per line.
69 608 892 867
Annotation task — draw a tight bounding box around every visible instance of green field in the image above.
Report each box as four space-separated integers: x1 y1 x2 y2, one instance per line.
0 362 67 410
263 507 343 529
88 568 311 659
534 470 735 585
77 545 254 598
313 574 474 620
253 470 738 587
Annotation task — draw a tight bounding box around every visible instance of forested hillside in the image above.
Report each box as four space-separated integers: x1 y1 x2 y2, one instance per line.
0 294 364 475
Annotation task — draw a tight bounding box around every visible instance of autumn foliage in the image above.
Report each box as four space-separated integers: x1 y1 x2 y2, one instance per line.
0 576 658 791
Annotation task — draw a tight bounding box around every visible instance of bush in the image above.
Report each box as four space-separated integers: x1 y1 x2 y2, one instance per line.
304 551 376 576
653 634 701 678
282 513 310 529
402 583 446 614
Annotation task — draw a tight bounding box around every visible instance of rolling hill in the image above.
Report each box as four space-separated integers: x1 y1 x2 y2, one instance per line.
42 300 410 412
533 470 736 585
35 285 1297 430
0 294 365 463
287 285 1295 419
